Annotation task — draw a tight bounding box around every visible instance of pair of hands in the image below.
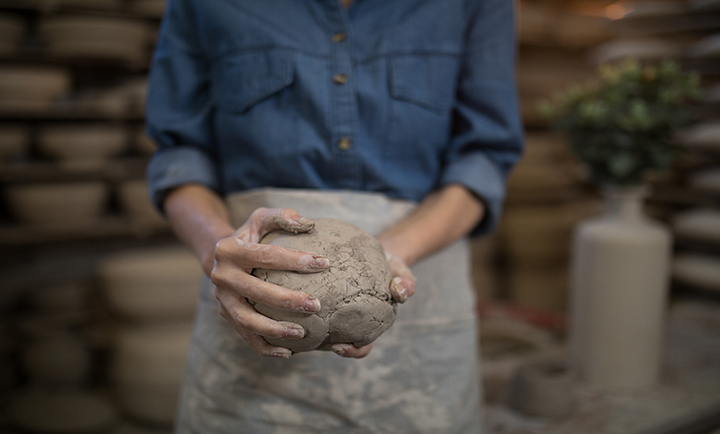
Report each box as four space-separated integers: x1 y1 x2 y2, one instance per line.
208 207 416 359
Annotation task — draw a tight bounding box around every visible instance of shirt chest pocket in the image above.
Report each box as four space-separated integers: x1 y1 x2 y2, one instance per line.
389 54 459 114
212 49 295 113
384 54 459 156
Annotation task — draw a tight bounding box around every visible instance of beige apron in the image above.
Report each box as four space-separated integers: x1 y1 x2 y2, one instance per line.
175 189 482 434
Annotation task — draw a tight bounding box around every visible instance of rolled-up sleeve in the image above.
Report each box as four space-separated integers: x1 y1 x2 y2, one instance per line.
145 0 220 211
440 0 523 235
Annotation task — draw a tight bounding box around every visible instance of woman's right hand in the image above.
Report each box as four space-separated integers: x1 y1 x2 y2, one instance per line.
209 207 329 359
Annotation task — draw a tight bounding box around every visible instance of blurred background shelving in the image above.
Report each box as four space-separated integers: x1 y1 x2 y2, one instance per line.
0 0 719 433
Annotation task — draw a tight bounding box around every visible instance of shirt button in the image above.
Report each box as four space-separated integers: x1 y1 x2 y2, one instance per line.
332 33 346 43
337 137 352 150
333 73 348 85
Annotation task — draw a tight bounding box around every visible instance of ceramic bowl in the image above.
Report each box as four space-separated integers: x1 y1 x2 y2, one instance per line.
118 180 166 227
6 182 108 230
98 247 202 320
0 66 71 112
0 124 29 162
39 16 150 63
673 209 720 244
0 13 25 56
673 254 720 290
111 323 192 426
689 168 720 194
38 124 127 170
680 123 720 149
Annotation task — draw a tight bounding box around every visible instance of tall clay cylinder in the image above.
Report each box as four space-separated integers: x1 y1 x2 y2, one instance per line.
569 187 671 389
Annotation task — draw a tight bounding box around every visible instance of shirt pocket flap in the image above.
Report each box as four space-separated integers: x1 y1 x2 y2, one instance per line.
389 54 459 113
213 49 295 113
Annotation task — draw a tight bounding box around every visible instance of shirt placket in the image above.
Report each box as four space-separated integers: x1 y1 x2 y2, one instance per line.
325 0 361 189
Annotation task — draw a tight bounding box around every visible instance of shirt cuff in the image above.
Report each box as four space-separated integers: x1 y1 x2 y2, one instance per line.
146 146 221 212
439 153 507 236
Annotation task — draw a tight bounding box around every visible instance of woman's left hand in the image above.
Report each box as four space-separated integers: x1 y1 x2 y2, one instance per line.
330 249 416 359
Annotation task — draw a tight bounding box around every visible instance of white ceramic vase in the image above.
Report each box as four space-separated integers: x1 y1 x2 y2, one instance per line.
569 186 671 389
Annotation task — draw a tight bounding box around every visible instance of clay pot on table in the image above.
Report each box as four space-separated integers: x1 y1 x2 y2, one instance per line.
98 247 202 320
5 182 108 230
0 67 71 112
509 359 576 419
38 124 128 170
111 323 192 426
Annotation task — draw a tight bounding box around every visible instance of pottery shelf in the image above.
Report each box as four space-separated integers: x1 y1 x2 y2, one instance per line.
0 109 145 121
612 12 720 37
0 158 148 184
0 0 164 20
0 52 151 71
0 216 171 248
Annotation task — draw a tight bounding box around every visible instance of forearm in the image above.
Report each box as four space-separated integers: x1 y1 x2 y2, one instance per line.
378 184 485 266
164 184 235 275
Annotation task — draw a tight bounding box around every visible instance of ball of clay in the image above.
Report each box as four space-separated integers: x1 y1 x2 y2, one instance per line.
252 218 396 353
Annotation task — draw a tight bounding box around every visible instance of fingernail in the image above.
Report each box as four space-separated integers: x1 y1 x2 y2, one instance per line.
286 324 305 339
301 296 321 312
392 277 407 301
271 350 292 359
311 256 330 269
332 344 351 356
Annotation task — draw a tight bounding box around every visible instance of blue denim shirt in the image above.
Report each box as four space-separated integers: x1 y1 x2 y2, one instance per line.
146 0 523 234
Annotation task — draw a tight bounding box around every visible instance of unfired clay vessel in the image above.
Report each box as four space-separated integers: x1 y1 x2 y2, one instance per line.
253 219 396 352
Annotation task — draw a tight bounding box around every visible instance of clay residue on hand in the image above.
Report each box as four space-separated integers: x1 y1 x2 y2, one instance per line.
252 219 396 353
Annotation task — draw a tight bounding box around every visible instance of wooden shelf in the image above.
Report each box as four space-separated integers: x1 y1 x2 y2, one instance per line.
0 216 171 248
0 158 149 184
0 0 164 20
0 108 145 122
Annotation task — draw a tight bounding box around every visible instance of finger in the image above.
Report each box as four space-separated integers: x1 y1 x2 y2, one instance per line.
386 252 416 303
331 343 374 359
216 287 306 340
218 303 293 359
248 207 315 240
211 267 321 313
219 237 329 273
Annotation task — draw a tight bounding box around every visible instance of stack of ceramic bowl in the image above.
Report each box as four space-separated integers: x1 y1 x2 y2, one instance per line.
0 66 71 113
118 180 166 228
39 16 151 64
37 124 127 171
0 124 29 163
5 182 108 232
0 13 25 56
98 247 202 426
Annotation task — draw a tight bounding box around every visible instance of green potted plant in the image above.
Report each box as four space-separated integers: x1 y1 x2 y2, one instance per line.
542 59 701 390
